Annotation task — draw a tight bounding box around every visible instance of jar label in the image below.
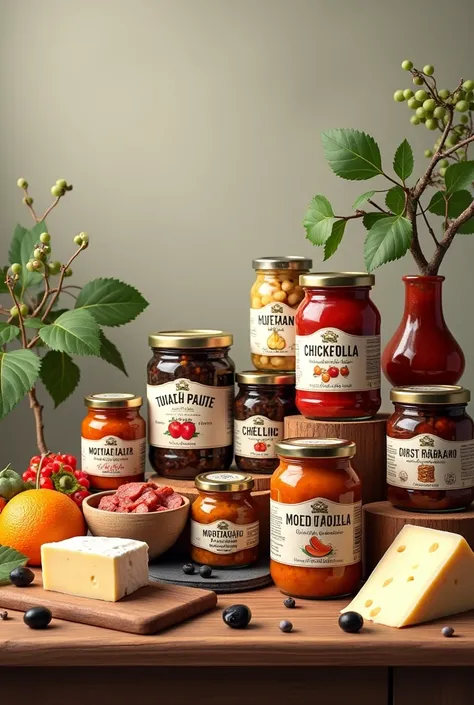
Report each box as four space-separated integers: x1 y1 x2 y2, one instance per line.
234 416 284 459
295 328 380 392
81 436 146 477
270 497 362 567
250 302 296 357
147 380 233 449
190 519 259 555
387 434 474 490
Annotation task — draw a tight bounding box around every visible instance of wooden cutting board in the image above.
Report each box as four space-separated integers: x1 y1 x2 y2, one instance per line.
0 571 217 635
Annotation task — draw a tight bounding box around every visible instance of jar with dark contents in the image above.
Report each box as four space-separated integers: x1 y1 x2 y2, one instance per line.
234 371 296 473
147 330 234 479
387 386 474 512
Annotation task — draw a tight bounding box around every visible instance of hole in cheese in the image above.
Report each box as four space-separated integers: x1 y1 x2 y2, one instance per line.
407 576 415 582
382 578 393 587
429 543 439 553
90 575 97 585
370 607 381 617
365 599 373 608
397 545 406 553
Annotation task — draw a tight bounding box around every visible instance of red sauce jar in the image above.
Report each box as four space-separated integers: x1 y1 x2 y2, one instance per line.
295 272 381 420
387 386 474 512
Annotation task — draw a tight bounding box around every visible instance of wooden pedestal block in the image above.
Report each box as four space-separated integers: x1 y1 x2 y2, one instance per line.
284 414 388 505
363 501 474 575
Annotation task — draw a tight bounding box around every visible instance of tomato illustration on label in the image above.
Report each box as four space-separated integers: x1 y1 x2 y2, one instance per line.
168 421 182 438
302 535 333 558
165 419 199 440
254 442 267 453
340 366 350 377
328 366 339 378
181 421 197 440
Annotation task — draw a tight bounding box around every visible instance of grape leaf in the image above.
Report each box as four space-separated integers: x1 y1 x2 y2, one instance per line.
23 318 46 329
444 161 474 194
385 186 406 215
99 330 128 375
0 545 28 585
75 278 149 327
39 309 101 356
362 213 387 230
8 221 47 289
393 139 414 181
0 349 41 418
323 220 346 260
321 128 383 181
0 323 20 345
303 195 335 245
427 190 472 218
364 215 412 271
352 191 375 210
40 350 80 407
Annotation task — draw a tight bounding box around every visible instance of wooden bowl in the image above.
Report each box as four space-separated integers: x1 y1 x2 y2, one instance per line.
83 491 190 560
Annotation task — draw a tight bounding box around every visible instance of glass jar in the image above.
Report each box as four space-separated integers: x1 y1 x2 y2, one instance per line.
250 256 312 371
147 330 234 479
270 438 362 599
234 370 297 473
295 272 381 420
81 393 146 491
191 471 259 567
387 386 474 512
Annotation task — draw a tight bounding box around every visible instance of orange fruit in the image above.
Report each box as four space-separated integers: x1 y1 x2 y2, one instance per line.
0 489 86 566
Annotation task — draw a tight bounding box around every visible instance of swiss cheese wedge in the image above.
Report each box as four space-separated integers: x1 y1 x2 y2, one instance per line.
342 524 474 628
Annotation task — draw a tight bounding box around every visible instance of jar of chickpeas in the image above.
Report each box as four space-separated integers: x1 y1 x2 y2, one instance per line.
250 256 312 371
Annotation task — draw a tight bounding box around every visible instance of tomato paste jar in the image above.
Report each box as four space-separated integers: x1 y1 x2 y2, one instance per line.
81 393 146 491
147 330 234 479
387 386 474 512
234 371 297 474
270 438 362 599
191 472 259 567
295 272 381 420
250 256 312 372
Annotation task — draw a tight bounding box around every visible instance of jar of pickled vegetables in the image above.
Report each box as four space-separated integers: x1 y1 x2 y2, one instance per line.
250 256 312 371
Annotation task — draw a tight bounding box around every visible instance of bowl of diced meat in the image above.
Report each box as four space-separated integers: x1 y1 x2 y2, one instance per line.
83 481 190 559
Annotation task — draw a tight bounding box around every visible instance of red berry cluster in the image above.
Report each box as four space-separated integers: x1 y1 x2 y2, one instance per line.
22 453 91 508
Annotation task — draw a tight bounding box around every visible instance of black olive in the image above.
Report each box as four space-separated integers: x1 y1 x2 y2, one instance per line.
222 604 252 629
284 597 296 609
10 566 35 587
279 619 293 633
182 563 195 575
199 565 212 578
338 611 364 633
24 606 52 630
441 626 455 638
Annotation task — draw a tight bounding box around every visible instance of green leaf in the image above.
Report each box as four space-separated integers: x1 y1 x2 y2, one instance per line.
321 128 383 181
427 189 472 218
393 139 414 181
0 267 9 294
23 318 46 329
385 186 406 215
323 220 346 260
352 191 375 210
303 195 335 245
99 331 128 375
458 218 474 234
8 221 47 289
364 215 412 271
39 350 80 407
444 161 474 194
39 309 101 356
362 213 387 230
75 278 149 327
0 545 29 585
0 323 20 345
0 349 41 418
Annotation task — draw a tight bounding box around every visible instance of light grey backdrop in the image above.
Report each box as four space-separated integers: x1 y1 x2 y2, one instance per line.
1 0 473 469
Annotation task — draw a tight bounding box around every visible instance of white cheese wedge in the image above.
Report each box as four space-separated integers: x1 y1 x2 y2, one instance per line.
41 536 149 602
342 524 474 628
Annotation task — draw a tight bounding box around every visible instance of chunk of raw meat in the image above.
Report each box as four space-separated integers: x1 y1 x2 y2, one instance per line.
132 503 149 513
98 496 117 512
115 482 146 501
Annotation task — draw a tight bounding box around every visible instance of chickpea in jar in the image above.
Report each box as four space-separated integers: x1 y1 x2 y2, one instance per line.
250 256 312 371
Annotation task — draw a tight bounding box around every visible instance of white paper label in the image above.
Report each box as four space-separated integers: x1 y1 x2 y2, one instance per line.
81 436 146 477
270 497 361 567
295 328 380 392
147 380 233 449
250 302 296 357
190 519 259 555
234 416 283 458
387 434 474 490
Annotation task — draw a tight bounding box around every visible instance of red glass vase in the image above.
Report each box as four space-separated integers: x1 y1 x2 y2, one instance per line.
382 275 465 386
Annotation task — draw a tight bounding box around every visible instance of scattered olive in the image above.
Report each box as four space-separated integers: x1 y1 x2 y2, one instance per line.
338 611 364 634
199 565 212 578
0 610 8 620
24 606 52 630
10 566 35 588
441 626 455 638
182 563 195 575
222 604 252 629
279 620 293 633
284 597 296 609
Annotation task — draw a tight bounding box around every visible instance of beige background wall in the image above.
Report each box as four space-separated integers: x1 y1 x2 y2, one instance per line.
1 0 473 469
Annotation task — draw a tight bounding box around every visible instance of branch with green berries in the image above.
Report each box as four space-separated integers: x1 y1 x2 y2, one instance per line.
0 180 149 455
303 61 474 274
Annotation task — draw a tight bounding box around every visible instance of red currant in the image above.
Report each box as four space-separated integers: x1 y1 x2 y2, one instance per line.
40 466 53 477
64 455 77 469
30 456 41 465
72 489 89 506
51 461 62 473
22 470 35 481
62 464 73 474
74 471 88 480
78 478 90 489
40 477 54 490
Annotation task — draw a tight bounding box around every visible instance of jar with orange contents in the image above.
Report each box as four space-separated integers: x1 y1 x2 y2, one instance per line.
81 393 146 491
270 438 362 598
191 472 259 567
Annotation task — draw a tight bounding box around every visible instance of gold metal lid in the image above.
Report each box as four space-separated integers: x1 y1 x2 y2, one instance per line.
85 393 143 409
299 272 375 288
252 256 312 271
195 471 254 492
275 437 356 459
236 370 295 386
148 329 233 349
390 385 470 405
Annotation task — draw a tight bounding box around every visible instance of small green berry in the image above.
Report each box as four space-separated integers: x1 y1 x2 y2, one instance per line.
9 306 19 317
42 245 51 255
407 97 421 110
455 91 466 102
413 76 424 86
33 248 44 260
423 65 435 76
439 159 449 168
48 261 61 275
455 100 469 112
425 119 438 131
394 90 405 102
55 179 68 189
51 184 65 198
79 232 89 244
32 260 43 271
443 115 450 125
415 89 428 102
410 115 420 125
416 107 427 119
446 135 459 147
17 178 28 190
465 91 473 102
25 261 35 273
423 98 436 112
19 304 28 317
64 267 73 277
22 196 33 206
454 125 465 135
457 149 466 159
11 263 22 276
462 80 474 91
403 89 414 99
73 235 83 246
438 89 450 100
433 106 446 119
40 232 51 244
401 60 414 70
424 149 433 158
439 167 447 177
460 115 469 124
